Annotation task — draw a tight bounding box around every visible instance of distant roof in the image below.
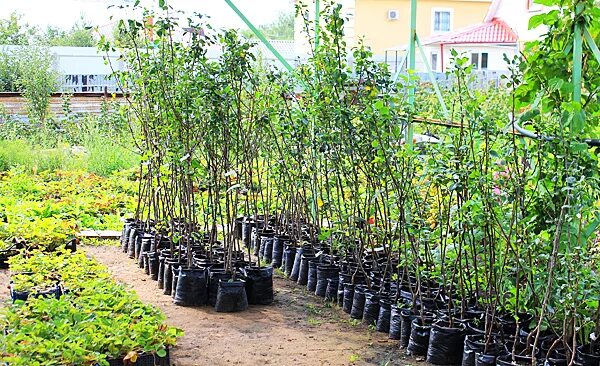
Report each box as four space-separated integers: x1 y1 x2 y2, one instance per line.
423 18 518 45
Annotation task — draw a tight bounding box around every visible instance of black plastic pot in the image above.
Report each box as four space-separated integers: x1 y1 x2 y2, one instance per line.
271 235 290 268
121 219 136 253
234 217 244 240
315 265 339 297
463 334 486 366
426 320 467 365
256 229 275 259
297 254 316 286
350 285 367 320
324 278 339 303
476 352 505 366
143 253 151 275
148 252 160 281
376 299 392 333
174 267 208 306
407 318 433 356
363 291 380 326
289 247 312 281
107 349 170 366
389 304 403 340
343 283 355 314
157 255 167 289
208 269 233 306
577 344 600 366
496 354 540 366
337 273 352 304
306 260 319 292
241 219 255 247
171 265 180 298
243 266 273 305
283 244 297 277
127 227 139 259
260 235 274 263
163 259 180 295
215 280 248 312
137 233 153 268
400 310 420 348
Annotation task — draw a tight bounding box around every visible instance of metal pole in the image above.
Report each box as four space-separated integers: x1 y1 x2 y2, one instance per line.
572 21 583 132
583 26 600 64
573 22 583 105
310 0 321 229
416 35 449 118
224 0 294 72
406 0 417 145
314 0 321 51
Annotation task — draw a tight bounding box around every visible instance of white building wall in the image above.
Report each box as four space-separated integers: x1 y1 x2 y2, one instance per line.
419 43 517 72
486 0 549 45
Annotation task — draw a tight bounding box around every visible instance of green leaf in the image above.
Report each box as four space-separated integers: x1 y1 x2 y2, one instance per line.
156 349 167 357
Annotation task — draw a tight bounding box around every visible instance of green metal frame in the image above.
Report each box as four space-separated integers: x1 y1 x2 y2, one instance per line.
416 35 449 118
223 0 294 72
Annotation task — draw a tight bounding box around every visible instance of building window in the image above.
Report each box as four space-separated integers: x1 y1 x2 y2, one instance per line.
471 53 479 69
431 53 438 71
481 52 488 69
471 52 489 70
433 10 451 32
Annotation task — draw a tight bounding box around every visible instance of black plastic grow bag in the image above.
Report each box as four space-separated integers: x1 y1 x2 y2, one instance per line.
324 278 339 303
362 291 380 326
283 244 297 277
297 254 316 286
173 267 208 306
376 299 392 333
215 280 248 312
343 283 355 314
315 265 339 298
105 348 170 366
407 318 432 356
243 266 273 305
350 285 366 320
389 304 402 340
426 320 466 365
208 269 233 306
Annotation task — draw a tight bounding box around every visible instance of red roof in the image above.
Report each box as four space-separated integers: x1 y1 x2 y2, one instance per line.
423 18 518 45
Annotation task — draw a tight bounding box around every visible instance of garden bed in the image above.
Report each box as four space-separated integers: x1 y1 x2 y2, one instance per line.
0 249 182 365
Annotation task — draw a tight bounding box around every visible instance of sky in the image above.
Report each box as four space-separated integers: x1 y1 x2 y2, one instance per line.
0 0 294 31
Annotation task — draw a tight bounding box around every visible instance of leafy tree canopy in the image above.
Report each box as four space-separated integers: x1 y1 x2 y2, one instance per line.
0 12 95 47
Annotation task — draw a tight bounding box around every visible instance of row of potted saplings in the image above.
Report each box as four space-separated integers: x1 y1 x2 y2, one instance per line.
120 219 274 313
239 218 595 366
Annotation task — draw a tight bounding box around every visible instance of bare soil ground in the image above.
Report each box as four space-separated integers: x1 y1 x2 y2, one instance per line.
83 245 420 366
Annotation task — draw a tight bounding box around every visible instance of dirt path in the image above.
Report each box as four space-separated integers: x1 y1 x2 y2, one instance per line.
84 245 419 366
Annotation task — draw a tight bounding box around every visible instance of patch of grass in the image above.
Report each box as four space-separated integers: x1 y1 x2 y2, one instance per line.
274 267 286 277
349 353 360 363
348 319 361 327
307 317 322 326
305 303 322 316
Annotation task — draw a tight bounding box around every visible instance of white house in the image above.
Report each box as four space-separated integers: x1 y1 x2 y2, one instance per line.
387 0 550 73
419 18 519 72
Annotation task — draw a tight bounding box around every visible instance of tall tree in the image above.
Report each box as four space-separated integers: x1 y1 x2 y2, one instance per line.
0 12 34 45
